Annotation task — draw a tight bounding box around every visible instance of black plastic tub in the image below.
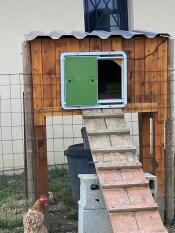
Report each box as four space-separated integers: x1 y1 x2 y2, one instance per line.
64 143 96 203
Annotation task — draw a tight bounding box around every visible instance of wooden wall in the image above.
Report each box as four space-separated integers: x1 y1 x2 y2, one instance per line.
24 36 169 217
30 36 168 125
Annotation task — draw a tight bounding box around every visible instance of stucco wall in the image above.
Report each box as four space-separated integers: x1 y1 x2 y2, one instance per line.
129 0 175 35
0 0 84 73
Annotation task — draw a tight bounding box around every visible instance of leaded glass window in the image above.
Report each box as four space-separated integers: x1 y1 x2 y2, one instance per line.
84 0 128 32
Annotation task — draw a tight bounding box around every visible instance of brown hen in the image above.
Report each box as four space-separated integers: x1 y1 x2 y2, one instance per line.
23 195 48 233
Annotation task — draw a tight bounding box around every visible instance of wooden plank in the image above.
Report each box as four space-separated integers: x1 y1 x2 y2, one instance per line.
89 135 111 150
122 38 135 102
138 113 152 173
98 169 148 188
97 163 142 170
144 38 158 102
134 37 145 102
42 39 56 108
91 147 136 154
35 122 48 197
110 213 140 232
157 38 168 121
87 128 130 135
102 38 112 51
111 37 122 51
110 134 134 149
31 39 45 125
135 211 168 232
23 42 36 206
103 188 157 212
92 151 138 165
79 38 90 52
55 38 68 110
89 37 102 52
153 113 165 218
124 102 158 113
104 118 126 130
83 112 124 119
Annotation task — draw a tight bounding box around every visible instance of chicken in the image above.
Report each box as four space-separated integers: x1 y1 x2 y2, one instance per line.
23 195 48 233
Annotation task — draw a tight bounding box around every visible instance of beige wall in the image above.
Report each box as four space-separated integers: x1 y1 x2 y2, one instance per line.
129 0 175 35
0 0 84 73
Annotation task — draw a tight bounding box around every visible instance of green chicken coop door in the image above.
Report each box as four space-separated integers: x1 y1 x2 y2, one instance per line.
61 52 127 109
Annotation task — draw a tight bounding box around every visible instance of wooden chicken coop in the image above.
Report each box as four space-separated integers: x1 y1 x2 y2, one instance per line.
23 30 174 222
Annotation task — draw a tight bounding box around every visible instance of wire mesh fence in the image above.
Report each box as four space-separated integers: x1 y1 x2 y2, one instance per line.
0 71 174 232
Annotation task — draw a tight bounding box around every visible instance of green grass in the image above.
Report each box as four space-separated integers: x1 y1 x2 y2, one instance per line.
48 166 78 221
0 173 26 232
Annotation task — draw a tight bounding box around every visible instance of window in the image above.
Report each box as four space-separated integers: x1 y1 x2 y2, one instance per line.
84 0 128 32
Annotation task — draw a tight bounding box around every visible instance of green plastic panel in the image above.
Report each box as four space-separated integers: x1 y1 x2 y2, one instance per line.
65 56 98 106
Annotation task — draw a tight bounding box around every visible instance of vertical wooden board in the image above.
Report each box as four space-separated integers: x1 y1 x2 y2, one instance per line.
122 38 135 102
102 38 112 51
153 113 165 213
35 123 48 197
66 37 80 52
134 37 145 102
89 37 102 52
79 38 90 52
157 38 168 121
55 38 68 111
138 113 152 173
42 39 56 108
111 37 122 51
31 39 43 111
145 38 158 103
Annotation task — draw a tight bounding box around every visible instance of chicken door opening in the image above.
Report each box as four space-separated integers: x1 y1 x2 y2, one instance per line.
98 59 122 100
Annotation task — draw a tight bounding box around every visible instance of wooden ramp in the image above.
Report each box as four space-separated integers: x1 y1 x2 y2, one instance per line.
82 109 167 233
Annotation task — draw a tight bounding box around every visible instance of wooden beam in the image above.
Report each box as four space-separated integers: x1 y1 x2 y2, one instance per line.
23 42 36 206
138 113 152 173
124 103 158 113
153 113 165 219
34 121 48 197
165 38 174 224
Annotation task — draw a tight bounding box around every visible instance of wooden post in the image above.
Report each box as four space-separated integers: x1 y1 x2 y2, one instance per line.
23 42 36 206
138 113 152 173
165 38 174 224
34 120 48 197
153 113 165 219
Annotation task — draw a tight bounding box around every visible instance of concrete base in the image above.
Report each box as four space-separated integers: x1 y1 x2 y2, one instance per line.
78 203 113 233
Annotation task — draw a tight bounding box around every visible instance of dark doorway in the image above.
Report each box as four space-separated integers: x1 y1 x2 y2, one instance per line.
98 59 122 100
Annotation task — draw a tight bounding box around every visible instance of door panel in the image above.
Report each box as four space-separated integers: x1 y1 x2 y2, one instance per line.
65 56 98 106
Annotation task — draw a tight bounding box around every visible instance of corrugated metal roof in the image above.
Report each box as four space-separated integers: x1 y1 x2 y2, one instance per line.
24 30 170 41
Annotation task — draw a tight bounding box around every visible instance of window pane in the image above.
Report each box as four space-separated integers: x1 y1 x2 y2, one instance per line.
84 0 128 32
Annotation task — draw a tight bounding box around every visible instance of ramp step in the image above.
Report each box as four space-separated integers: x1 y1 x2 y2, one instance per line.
110 211 168 233
88 128 130 136
97 163 142 170
102 181 149 189
92 147 137 154
98 168 147 187
109 205 158 213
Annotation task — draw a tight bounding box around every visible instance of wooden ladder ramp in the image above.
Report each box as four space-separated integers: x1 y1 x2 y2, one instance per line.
82 109 167 233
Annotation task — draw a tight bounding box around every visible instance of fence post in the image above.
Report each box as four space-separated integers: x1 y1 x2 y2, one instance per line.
165 38 174 224
23 42 36 206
